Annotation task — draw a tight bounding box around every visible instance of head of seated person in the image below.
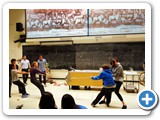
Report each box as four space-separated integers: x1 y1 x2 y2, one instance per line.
61 94 87 109
39 91 57 109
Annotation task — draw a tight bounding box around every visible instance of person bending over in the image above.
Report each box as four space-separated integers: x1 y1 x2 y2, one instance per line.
39 91 57 109
91 64 116 107
30 61 46 96
61 94 87 109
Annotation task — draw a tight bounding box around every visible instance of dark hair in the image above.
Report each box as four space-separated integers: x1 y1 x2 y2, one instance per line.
110 59 113 65
102 64 110 69
112 59 116 67
39 54 43 57
61 94 79 109
11 59 16 63
39 92 57 109
113 57 119 62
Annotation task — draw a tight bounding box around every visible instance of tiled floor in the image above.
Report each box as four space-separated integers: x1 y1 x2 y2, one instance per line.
9 79 145 109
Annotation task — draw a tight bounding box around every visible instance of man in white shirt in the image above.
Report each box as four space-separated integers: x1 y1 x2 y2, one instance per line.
20 55 31 85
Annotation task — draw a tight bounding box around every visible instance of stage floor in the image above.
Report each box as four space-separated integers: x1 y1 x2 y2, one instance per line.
9 78 145 109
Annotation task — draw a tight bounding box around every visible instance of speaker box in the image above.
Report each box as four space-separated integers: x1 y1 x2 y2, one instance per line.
16 22 24 31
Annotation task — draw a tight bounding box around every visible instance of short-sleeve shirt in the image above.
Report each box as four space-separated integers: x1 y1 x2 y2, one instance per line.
20 59 30 69
37 59 47 72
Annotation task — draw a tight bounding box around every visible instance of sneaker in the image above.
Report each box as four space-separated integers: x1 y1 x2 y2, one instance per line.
91 103 96 107
122 105 127 109
22 94 28 98
99 100 106 104
26 93 30 95
16 104 23 109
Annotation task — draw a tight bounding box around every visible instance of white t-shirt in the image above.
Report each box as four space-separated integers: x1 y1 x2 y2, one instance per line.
20 59 30 69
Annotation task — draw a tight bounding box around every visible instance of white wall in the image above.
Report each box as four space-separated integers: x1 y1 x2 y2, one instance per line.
9 9 25 62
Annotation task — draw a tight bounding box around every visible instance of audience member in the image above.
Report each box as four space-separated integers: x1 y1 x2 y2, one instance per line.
61 94 87 109
39 92 57 109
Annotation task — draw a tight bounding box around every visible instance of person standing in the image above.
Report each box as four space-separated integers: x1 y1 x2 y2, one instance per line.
37 55 47 87
30 61 45 96
20 55 31 85
91 64 116 107
112 58 127 109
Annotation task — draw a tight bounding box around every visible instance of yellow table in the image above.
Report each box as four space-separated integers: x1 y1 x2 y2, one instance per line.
66 70 103 89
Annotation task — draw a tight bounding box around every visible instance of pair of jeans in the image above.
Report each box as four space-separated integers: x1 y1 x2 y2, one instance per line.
92 87 115 105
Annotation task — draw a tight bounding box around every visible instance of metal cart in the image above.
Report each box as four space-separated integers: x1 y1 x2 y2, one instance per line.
123 71 140 93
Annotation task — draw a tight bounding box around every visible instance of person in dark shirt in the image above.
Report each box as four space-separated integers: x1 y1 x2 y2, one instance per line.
30 61 45 95
9 59 20 98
